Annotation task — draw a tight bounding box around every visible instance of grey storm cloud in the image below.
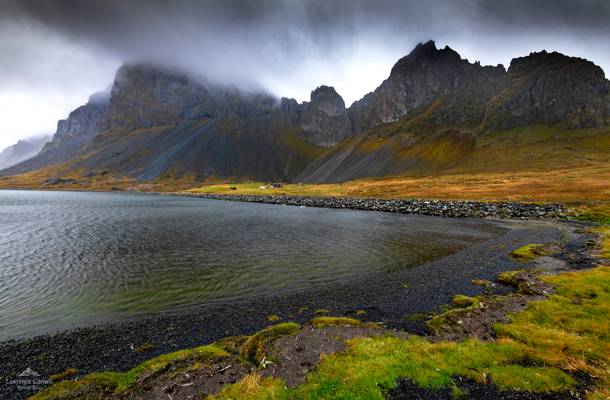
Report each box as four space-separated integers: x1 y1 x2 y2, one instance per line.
0 0 609 150
2 0 610 97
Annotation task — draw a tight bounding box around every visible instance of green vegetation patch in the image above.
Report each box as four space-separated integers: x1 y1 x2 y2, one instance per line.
451 295 480 308
211 373 287 400
496 270 526 287
241 323 300 364
267 314 281 322
31 344 228 399
571 203 610 225
310 316 361 328
510 244 546 262
212 267 610 399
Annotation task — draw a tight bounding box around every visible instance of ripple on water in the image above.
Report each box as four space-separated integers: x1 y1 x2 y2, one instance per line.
0 190 504 339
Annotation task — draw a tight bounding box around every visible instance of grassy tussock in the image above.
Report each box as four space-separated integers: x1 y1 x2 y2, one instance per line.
241 323 301 364
451 294 480 308
310 316 361 328
212 373 286 400
30 345 228 399
510 244 546 262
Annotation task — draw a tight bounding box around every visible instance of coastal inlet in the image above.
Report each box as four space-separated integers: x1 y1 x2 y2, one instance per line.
0 190 506 339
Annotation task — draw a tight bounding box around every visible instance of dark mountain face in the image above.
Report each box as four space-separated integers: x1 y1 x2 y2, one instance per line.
482 51 610 129
349 40 506 133
2 41 609 184
348 40 609 134
299 85 353 147
98 64 218 133
2 64 325 181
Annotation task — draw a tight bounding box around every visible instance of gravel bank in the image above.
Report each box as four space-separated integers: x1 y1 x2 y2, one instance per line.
182 193 567 219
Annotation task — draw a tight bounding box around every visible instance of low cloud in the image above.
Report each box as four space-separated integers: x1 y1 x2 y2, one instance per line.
0 0 608 148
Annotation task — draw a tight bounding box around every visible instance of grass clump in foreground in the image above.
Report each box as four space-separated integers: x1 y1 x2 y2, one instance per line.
451 294 480 308
210 267 610 399
510 244 547 262
310 316 361 328
31 344 228 399
241 323 301 364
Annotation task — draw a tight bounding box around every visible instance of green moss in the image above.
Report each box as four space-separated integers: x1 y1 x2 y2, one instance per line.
291 337 573 399
210 373 287 400
267 314 281 322
451 295 480 308
497 270 525 287
313 309 330 316
510 244 546 262
427 308 469 333
310 317 361 328
49 368 77 383
31 344 228 399
571 204 610 225
241 323 300 364
213 335 248 353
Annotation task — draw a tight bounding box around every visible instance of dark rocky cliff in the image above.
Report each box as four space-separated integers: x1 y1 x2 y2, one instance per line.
2 41 609 183
348 41 609 134
482 51 609 129
349 40 506 133
299 85 352 147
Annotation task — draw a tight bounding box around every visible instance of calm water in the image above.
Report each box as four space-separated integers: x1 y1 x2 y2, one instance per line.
0 190 504 339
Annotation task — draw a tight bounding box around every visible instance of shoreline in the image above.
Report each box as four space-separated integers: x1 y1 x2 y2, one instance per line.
0 214 597 399
178 192 568 219
1 187 569 220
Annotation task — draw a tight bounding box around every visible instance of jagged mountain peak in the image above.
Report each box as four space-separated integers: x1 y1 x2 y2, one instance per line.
311 85 342 99
390 40 463 76
299 84 352 147
3 41 609 184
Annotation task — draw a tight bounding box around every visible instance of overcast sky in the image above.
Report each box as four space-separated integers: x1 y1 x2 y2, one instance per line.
1 0 609 150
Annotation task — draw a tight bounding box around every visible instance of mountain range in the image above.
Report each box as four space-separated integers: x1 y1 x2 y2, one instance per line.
0 135 51 171
1 40 609 187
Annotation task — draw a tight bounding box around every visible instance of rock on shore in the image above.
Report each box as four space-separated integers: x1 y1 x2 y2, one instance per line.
183 193 566 219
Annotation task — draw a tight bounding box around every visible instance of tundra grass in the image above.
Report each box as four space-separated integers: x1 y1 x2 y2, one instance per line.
310 316 361 328
209 267 610 400
30 345 228 399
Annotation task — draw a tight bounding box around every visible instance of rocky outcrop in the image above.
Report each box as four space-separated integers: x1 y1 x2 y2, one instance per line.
2 42 609 183
348 40 609 134
349 41 506 133
98 64 218 133
43 93 109 151
483 51 610 129
299 86 352 146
